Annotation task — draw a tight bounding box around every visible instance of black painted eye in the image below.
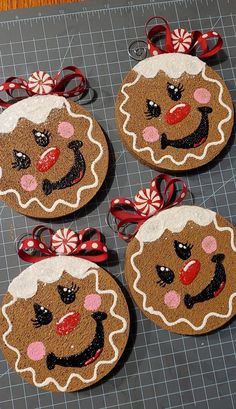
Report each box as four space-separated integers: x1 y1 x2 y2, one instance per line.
145 99 161 119
167 82 184 101
31 303 53 328
174 240 193 260
12 150 31 170
33 129 50 147
156 265 175 287
57 282 79 304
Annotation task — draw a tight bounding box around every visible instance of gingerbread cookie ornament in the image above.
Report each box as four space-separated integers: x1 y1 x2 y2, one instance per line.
0 67 108 218
0 227 129 392
109 175 236 335
115 18 234 172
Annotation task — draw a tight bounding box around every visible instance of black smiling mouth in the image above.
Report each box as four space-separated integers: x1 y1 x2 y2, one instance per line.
46 311 107 370
42 140 86 196
184 254 226 309
161 106 213 150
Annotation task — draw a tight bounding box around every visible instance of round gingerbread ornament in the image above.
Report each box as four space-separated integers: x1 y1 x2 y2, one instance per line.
0 67 108 218
0 226 129 392
115 18 234 172
109 175 236 335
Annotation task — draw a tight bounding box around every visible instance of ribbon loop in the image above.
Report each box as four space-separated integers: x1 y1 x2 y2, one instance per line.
18 226 108 264
109 174 187 241
146 16 174 55
0 66 88 108
145 16 223 59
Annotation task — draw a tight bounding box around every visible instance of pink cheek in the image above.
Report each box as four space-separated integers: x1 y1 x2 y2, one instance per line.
193 88 211 104
27 341 46 361
20 175 38 192
142 126 160 142
164 290 181 309
84 294 102 311
201 235 217 254
57 122 75 139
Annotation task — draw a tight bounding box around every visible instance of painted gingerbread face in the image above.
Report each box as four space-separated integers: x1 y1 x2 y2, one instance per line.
116 54 233 172
0 257 129 391
0 95 108 218
125 206 236 335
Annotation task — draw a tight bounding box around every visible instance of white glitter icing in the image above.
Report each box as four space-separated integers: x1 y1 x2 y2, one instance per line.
133 53 205 78
0 95 65 133
0 96 104 212
136 205 216 243
8 256 98 298
131 205 236 330
2 256 128 391
119 55 232 166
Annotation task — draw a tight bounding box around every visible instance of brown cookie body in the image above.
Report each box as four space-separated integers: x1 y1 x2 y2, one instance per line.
0 95 108 218
125 205 236 335
115 54 234 172
0 257 129 392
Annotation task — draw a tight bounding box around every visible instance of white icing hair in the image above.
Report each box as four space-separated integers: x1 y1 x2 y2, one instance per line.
0 95 66 133
133 53 205 79
8 256 99 299
136 205 216 243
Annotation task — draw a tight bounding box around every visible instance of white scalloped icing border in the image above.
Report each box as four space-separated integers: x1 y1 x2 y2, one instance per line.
2 258 127 391
119 64 232 166
131 211 236 330
0 98 104 212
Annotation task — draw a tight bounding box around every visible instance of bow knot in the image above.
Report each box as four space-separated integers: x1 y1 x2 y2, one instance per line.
109 174 187 241
146 16 223 59
18 226 108 263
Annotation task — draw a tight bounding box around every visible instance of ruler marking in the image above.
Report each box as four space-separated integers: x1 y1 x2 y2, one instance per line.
0 0 224 24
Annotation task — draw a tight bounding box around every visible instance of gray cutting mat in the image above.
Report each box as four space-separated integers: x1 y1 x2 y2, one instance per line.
0 0 236 408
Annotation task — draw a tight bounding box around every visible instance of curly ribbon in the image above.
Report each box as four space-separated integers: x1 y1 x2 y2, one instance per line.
0 66 88 108
109 174 187 241
18 225 108 263
145 16 223 59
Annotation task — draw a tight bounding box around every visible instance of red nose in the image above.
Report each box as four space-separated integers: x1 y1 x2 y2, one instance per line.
165 102 191 125
179 259 201 285
56 311 80 336
36 146 60 172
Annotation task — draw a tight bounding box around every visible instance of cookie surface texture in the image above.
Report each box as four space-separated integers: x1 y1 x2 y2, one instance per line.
125 205 236 335
115 54 234 172
0 95 108 218
0 257 129 392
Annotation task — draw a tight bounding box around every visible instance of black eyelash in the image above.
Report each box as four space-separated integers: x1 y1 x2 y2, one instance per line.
174 240 193 260
145 99 161 119
31 303 53 328
156 265 175 287
12 150 31 170
57 282 79 305
167 82 184 101
33 129 51 147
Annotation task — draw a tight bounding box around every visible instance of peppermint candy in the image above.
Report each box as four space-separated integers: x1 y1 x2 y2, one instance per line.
28 71 54 95
171 29 192 53
134 188 162 217
52 228 79 255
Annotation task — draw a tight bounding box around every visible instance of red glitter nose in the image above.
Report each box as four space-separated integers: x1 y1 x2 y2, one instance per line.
36 146 60 172
56 311 80 336
165 102 191 125
179 259 201 285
